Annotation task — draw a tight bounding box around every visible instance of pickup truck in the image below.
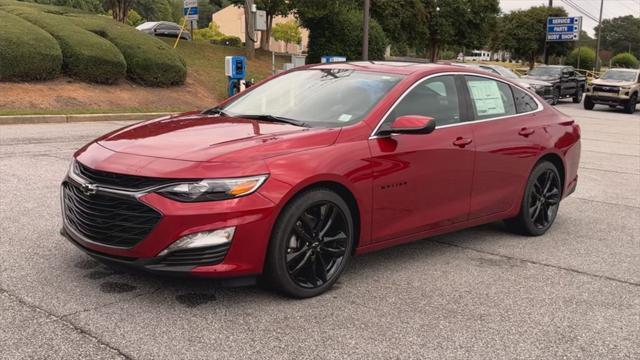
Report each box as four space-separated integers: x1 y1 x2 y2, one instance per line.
523 65 587 105
584 68 639 114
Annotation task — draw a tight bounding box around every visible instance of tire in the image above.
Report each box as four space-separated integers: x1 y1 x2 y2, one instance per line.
551 87 560 105
624 94 637 114
572 87 583 103
583 96 595 110
265 188 354 298
505 161 562 236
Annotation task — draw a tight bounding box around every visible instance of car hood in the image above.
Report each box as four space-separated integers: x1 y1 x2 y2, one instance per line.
517 78 552 87
96 112 341 162
591 79 636 87
523 75 560 82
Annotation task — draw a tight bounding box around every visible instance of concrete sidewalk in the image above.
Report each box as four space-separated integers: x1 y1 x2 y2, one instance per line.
0 112 175 125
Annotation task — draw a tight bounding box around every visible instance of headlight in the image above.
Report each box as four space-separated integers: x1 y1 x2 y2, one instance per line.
158 175 268 202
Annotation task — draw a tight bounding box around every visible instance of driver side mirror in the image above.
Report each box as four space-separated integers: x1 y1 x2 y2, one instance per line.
378 115 436 136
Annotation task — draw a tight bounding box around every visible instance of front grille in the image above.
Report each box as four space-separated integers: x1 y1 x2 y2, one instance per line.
62 182 161 247
593 85 619 93
75 162 179 190
159 244 230 266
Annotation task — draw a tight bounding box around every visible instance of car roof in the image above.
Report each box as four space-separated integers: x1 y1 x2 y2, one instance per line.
307 61 476 75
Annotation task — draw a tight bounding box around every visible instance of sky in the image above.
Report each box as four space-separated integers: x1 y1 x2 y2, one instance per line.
499 0 640 36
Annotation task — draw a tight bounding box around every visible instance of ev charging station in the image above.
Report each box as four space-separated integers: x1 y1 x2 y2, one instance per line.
225 56 247 97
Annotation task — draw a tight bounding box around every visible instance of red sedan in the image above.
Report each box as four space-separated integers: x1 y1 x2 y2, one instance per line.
61 62 581 298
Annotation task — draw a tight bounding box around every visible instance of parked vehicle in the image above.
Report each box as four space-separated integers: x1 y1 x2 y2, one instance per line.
584 68 639 114
457 63 554 103
524 65 586 105
136 21 191 40
60 62 581 298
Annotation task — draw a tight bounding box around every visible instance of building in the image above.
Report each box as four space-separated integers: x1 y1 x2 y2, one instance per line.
212 5 309 54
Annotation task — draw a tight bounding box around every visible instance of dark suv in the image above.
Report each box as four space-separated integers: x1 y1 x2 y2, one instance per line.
524 65 586 105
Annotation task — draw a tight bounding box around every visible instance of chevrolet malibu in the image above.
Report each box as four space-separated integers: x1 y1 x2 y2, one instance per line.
61 62 581 298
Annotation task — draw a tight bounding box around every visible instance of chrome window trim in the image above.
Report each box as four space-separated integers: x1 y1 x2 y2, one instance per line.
369 71 544 139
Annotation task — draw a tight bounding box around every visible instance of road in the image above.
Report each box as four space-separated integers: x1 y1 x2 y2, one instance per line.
1 102 638 359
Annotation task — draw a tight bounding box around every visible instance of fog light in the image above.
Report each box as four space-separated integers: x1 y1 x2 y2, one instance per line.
158 227 235 256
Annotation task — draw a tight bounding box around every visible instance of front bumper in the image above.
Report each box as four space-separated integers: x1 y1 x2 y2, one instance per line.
61 174 279 279
585 93 629 106
534 87 554 101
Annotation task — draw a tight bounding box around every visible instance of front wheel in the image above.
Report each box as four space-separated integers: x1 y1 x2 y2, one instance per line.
265 189 354 298
583 96 595 110
624 94 637 114
551 87 560 105
572 87 583 103
505 161 562 236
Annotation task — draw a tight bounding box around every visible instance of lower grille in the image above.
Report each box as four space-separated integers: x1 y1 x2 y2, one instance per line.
159 244 230 266
62 182 161 247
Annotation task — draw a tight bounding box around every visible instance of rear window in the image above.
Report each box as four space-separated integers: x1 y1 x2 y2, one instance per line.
512 87 538 113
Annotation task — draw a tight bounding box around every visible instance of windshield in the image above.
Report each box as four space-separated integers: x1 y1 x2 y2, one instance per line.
221 69 404 127
601 70 638 82
136 22 157 30
528 67 562 77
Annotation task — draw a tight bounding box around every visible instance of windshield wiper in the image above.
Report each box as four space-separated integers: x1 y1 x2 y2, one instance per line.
234 114 308 127
203 107 230 116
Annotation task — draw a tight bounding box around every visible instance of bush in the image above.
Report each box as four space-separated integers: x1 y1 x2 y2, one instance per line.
306 8 386 63
126 9 144 27
610 52 639 69
193 21 223 41
0 10 62 80
566 47 598 70
4 5 126 84
215 35 241 47
68 14 187 86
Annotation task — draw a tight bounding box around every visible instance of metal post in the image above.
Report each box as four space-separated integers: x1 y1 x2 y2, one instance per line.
543 0 553 65
594 0 604 72
577 47 581 70
362 0 370 61
244 0 255 59
272 50 275 75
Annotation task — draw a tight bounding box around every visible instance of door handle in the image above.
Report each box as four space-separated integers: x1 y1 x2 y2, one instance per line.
518 128 535 137
452 137 472 148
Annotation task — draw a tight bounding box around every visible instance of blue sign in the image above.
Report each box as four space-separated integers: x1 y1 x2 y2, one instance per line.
183 7 198 15
546 16 581 42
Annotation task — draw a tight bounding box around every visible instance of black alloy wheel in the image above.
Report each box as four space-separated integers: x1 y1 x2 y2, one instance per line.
572 87 583 103
624 93 637 114
505 161 561 236
584 96 595 110
266 189 353 298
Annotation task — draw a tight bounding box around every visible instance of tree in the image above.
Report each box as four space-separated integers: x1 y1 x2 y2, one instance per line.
370 0 427 56
126 9 144 25
566 47 598 70
500 6 570 68
104 0 137 23
231 0 290 50
596 16 640 60
271 20 301 52
420 0 500 62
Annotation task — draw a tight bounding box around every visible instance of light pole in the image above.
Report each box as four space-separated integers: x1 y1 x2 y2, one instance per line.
362 0 370 61
244 0 255 59
594 0 604 72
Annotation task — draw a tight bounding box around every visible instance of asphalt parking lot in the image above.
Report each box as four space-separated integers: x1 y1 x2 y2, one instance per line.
1 102 638 359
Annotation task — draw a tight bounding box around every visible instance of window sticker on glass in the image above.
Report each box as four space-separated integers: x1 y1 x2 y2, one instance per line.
337 114 353 122
468 80 505 116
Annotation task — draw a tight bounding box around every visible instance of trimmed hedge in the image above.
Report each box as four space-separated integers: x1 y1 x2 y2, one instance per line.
566 47 598 71
0 10 62 81
69 15 187 86
4 6 126 84
611 52 639 69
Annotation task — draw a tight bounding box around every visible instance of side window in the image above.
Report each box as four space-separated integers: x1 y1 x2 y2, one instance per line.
465 76 516 120
512 86 538 113
384 75 461 128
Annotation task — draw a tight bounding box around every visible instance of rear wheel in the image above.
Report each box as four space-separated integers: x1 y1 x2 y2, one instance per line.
265 189 353 298
624 93 637 114
583 96 595 110
572 87 583 103
505 161 561 236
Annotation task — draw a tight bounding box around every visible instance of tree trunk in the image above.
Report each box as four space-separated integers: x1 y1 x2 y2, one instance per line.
429 42 439 63
260 14 273 51
529 51 536 69
244 0 255 59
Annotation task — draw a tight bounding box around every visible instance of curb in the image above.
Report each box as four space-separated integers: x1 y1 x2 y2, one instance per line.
0 112 176 125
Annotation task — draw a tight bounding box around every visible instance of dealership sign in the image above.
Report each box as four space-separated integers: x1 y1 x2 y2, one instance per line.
546 17 582 41
183 0 198 21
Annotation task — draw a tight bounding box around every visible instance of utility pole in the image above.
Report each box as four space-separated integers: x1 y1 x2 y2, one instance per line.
244 0 255 59
362 0 370 61
543 0 553 65
594 0 604 72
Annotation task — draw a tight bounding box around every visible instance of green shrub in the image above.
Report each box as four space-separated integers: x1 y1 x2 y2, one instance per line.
126 9 144 27
215 35 242 47
610 52 639 69
0 10 62 80
306 8 386 63
68 14 187 86
566 47 598 70
4 5 126 84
